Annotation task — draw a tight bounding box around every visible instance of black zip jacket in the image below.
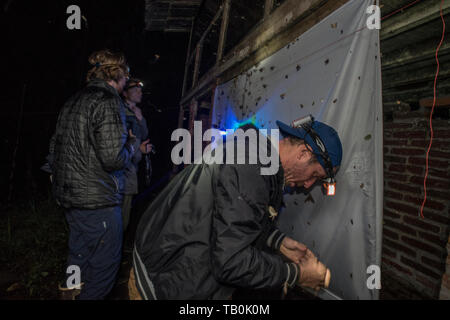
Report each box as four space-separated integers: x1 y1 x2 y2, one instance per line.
133 126 298 299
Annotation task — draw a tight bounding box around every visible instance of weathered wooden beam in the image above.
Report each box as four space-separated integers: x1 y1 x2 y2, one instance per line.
189 82 215 103
382 79 450 103
187 6 224 68
166 17 195 21
173 102 187 173
188 99 198 136
155 0 201 6
199 5 224 44
382 51 450 80
192 43 203 88
181 0 350 105
220 0 350 84
165 0 173 30
264 0 274 19
383 69 450 90
164 28 191 32
381 0 450 41
382 38 450 71
208 80 219 129
177 104 185 129
420 96 450 108
182 20 194 97
216 0 231 65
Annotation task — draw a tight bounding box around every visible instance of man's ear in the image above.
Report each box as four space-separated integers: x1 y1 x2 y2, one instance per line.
296 144 309 161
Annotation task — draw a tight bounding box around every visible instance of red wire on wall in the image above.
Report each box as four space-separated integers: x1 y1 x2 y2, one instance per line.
380 0 423 22
420 0 446 219
366 0 446 219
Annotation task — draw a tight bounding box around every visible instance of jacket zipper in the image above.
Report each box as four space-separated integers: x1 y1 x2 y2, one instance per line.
111 175 119 193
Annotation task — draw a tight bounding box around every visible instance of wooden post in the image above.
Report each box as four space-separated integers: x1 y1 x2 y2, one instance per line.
264 0 274 18
187 6 223 68
207 79 219 131
172 103 187 175
216 0 231 65
181 0 351 106
184 4 223 97
181 19 194 98
177 104 185 129
188 99 198 136
200 6 224 44
188 99 198 165
192 43 203 88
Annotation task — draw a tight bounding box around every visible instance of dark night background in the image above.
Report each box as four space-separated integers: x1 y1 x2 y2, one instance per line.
1 1 189 298
2 0 189 206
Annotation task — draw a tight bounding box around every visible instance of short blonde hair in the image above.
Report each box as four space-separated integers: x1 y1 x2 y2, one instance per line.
86 50 129 82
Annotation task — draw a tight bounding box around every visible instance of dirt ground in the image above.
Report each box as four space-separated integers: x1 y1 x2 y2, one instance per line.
0 197 318 301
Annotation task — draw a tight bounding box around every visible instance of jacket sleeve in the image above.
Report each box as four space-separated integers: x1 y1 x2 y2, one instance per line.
132 117 149 165
90 96 133 172
140 117 149 140
266 226 287 251
210 164 298 289
47 134 56 170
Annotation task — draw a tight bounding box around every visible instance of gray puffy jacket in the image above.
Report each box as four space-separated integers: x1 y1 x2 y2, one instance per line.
49 79 134 209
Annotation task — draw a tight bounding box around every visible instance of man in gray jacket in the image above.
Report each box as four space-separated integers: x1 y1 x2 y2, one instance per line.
50 50 137 299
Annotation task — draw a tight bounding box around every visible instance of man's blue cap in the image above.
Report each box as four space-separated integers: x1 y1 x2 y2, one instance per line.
276 120 343 172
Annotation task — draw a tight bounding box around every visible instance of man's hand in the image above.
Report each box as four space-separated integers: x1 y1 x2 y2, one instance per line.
280 237 307 264
140 139 151 154
297 249 330 291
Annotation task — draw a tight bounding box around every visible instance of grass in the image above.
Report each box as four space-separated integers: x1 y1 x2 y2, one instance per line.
0 194 69 299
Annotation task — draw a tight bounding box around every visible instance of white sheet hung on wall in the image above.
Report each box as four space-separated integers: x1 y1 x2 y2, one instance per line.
211 0 383 300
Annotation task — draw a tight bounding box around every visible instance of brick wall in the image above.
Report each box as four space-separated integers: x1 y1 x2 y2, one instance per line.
439 235 450 299
381 101 450 299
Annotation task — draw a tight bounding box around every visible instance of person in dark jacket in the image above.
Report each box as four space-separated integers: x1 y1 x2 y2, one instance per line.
49 50 138 300
130 118 343 300
121 78 152 232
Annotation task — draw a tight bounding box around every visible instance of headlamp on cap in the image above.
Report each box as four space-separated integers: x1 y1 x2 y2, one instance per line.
292 115 336 196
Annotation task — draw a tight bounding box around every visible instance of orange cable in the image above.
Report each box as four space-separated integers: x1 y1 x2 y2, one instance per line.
420 0 446 219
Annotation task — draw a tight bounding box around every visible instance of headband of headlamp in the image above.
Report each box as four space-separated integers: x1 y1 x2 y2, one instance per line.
292 116 335 183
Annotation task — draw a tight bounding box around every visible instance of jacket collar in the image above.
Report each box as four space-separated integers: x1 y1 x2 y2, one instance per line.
87 79 120 97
